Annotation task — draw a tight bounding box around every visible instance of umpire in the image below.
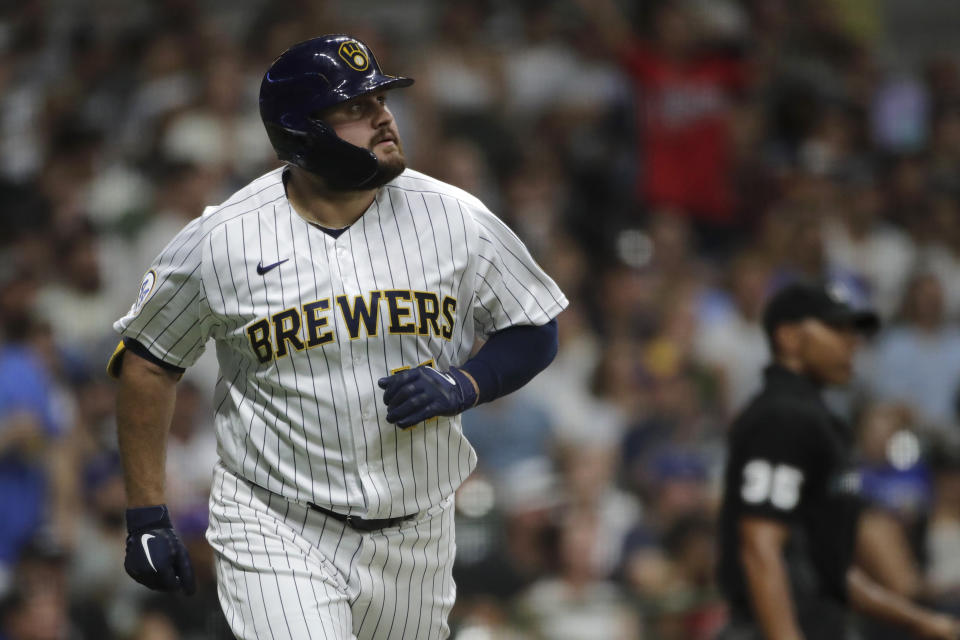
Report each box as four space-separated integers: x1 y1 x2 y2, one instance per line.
716 281 960 640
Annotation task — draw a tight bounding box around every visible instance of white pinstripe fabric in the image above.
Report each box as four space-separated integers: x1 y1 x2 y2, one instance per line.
208 463 455 640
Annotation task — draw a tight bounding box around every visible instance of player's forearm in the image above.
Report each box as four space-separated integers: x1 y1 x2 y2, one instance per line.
855 508 922 598
848 567 949 637
741 540 805 640
116 352 179 507
459 319 558 404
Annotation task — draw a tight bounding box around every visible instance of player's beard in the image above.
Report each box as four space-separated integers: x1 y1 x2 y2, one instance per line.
363 152 405 189
363 135 406 188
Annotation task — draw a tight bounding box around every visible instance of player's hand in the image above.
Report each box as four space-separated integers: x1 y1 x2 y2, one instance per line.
124 504 196 595
913 612 960 639
378 366 478 429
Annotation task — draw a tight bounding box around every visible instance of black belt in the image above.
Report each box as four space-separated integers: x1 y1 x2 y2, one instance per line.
307 503 416 531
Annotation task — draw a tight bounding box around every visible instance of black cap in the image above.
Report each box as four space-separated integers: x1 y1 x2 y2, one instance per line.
763 281 881 339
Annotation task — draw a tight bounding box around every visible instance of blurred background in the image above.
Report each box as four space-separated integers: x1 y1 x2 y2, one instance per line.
1 0 960 638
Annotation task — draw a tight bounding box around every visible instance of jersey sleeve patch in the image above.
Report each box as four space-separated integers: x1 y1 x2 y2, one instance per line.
131 269 158 315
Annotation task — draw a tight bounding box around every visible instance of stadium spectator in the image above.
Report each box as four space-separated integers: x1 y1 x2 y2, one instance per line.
869 272 960 431
694 250 772 416
0 271 67 589
576 0 753 244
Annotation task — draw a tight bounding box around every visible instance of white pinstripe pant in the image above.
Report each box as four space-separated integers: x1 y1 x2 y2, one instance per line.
206 463 456 640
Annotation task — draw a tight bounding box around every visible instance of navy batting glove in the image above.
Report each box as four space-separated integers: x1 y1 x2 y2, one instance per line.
124 504 196 596
378 366 478 429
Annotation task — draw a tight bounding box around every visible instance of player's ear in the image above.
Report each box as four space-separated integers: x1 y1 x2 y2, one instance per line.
774 323 803 357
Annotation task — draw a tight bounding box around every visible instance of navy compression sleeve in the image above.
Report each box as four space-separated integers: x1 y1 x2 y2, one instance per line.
457 318 559 405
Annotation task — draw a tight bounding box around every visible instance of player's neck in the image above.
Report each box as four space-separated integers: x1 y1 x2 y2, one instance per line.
774 356 824 387
285 167 377 229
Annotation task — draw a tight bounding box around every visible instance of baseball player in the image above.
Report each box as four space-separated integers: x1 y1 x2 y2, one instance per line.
108 34 567 639
716 282 959 640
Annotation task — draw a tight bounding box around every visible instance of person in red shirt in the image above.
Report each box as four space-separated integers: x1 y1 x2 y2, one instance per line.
576 0 751 228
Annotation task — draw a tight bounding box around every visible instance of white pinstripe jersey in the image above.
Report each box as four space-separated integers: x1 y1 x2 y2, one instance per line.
114 167 567 519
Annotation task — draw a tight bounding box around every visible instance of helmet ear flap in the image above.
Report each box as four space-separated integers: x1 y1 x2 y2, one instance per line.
303 118 381 188
266 119 380 189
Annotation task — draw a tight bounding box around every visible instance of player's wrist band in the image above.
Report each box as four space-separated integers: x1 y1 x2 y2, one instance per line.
126 504 172 533
449 367 479 408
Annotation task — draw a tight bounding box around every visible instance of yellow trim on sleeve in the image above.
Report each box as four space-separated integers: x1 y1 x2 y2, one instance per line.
106 340 126 379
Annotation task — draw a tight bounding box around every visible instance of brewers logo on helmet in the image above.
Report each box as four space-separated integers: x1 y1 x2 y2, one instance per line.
338 40 369 71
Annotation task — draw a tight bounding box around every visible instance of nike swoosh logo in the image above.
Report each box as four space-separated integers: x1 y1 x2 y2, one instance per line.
141 533 157 572
256 259 289 275
433 369 457 386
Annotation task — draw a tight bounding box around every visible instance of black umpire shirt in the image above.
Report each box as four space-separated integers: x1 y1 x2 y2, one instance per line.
717 364 863 638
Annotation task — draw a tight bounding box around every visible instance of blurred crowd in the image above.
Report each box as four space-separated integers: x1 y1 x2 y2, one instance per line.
2 0 960 638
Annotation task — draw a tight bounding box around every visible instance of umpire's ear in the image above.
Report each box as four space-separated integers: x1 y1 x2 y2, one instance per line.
772 323 803 358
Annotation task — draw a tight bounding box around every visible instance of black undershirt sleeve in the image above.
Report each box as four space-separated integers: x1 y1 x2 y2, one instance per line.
458 318 559 405
121 337 187 375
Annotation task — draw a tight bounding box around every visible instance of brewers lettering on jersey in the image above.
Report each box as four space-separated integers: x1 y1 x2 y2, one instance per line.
110 34 566 640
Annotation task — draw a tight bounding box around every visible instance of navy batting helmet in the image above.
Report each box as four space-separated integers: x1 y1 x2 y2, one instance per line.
259 34 414 189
